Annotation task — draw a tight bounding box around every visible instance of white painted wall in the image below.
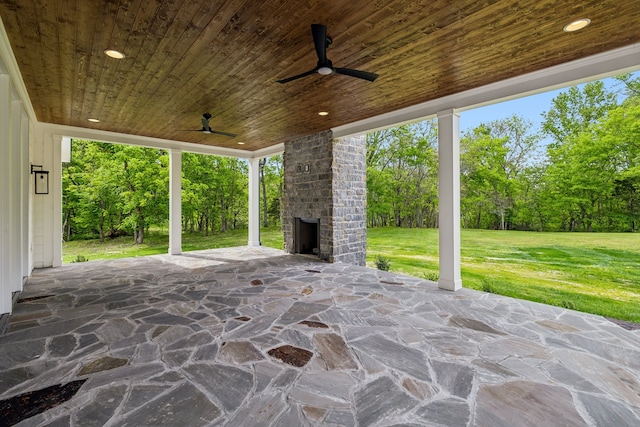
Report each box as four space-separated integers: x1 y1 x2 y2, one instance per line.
30 128 62 269
0 71 31 314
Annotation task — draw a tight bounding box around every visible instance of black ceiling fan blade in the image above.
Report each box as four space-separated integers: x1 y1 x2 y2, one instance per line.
334 67 379 82
277 68 318 84
311 24 328 63
210 129 237 138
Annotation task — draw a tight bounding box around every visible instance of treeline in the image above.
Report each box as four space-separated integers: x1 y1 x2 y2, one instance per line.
64 75 639 241
62 143 283 243
367 74 640 232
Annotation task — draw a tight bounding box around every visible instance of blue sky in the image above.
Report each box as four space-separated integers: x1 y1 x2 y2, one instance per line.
458 71 637 136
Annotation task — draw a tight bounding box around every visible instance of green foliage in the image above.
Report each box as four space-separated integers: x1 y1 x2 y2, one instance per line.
374 255 391 271
367 122 439 228
364 74 640 233
460 116 540 230
182 153 250 234
63 143 284 245
423 271 439 282
71 255 88 263
481 281 497 293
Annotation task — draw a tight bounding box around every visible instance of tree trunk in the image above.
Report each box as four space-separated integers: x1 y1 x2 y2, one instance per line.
135 213 145 244
98 200 106 242
63 210 71 241
220 195 227 232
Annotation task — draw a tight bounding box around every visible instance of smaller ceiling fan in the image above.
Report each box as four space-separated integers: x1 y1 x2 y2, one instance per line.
277 24 379 84
184 113 236 137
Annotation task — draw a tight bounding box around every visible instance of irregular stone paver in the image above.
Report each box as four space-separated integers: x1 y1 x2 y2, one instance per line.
475 380 589 426
355 376 418 425
0 379 86 425
431 360 474 399
226 393 287 427
120 383 220 427
578 392 640 426
290 371 355 408
416 397 470 426
184 363 254 412
298 320 329 329
351 334 431 381
313 333 358 370
268 345 313 367
77 356 128 376
218 341 264 364
402 377 437 400
276 301 330 325
1 246 639 426
74 385 126 426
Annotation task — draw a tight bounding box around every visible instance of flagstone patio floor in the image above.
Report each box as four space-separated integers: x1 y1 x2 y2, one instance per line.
1 246 639 426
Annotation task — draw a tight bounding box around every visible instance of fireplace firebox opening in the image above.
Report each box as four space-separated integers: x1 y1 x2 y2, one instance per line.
295 218 319 255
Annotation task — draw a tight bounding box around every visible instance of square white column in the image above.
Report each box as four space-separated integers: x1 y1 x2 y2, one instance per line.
248 157 261 246
168 149 182 255
437 109 462 291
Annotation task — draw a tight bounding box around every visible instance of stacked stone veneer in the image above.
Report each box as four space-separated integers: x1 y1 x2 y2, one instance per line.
283 130 366 265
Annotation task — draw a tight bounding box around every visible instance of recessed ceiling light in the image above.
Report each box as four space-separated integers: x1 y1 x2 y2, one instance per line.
318 111 329 116
237 142 245 145
88 118 100 123
563 18 591 32
104 49 125 59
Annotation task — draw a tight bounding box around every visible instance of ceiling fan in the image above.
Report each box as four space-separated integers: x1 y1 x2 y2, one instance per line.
277 24 379 84
185 113 236 137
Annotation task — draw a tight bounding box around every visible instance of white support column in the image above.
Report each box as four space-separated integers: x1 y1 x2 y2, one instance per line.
20 110 30 278
437 109 462 291
0 74 11 313
51 134 63 267
248 157 261 246
168 149 182 255
10 98 22 291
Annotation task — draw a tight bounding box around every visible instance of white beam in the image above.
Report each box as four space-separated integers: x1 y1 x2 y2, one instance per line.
168 149 182 255
437 109 462 291
41 123 253 159
250 143 284 158
248 157 261 247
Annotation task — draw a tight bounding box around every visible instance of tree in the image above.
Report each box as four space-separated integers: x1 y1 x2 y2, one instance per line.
366 122 439 228
461 116 540 230
540 80 622 231
259 155 284 229
542 80 618 144
116 146 169 243
63 140 122 241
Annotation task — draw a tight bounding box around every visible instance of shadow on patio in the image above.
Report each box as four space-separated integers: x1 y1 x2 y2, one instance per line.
1 246 639 426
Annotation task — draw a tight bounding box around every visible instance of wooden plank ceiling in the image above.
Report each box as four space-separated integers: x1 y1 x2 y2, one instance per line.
1 0 639 151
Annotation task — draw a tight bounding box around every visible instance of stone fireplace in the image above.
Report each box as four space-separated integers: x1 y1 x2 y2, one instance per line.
283 130 366 265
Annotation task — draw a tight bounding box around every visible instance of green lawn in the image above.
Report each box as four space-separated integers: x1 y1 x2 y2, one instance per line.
63 228 284 263
64 227 640 323
367 228 640 323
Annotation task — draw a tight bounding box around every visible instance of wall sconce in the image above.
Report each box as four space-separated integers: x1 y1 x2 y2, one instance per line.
31 165 49 195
